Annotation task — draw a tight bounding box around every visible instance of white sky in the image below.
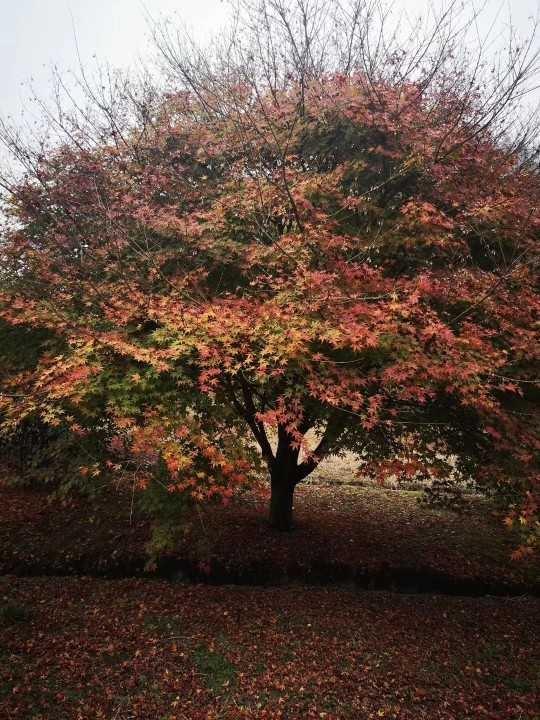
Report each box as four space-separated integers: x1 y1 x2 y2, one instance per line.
0 0 230 120
0 0 539 122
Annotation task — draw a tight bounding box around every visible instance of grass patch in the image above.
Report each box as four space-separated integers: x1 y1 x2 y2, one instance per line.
477 641 509 661
0 603 32 624
143 613 184 638
503 676 538 693
192 644 237 693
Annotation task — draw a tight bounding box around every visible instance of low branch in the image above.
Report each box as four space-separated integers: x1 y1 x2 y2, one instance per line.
225 376 275 467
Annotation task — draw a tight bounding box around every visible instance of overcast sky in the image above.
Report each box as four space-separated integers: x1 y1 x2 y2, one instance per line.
1 0 539 122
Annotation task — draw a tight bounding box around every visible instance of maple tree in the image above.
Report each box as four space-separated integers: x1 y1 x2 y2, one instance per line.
0 0 539 535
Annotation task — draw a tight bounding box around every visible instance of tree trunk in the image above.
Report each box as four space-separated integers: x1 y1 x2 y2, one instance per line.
269 472 296 531
269 425 301 531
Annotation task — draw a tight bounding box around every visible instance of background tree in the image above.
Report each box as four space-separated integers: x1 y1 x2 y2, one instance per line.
0 0 538 537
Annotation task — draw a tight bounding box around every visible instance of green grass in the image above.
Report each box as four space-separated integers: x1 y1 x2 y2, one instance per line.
192 644 237 693
143 613 185 637
0 603 32 624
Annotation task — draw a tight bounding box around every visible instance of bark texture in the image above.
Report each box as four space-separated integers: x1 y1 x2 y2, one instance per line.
269 471 296 530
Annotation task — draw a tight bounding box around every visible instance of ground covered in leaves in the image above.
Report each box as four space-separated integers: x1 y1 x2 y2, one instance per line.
1 576 539 719
1 480 539 718
1 481 538 593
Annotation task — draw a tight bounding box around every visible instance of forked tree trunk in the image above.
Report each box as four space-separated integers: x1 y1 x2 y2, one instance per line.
269 471 296 531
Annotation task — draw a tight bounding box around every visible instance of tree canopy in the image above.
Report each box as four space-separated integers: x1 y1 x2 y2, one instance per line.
0 0 538 538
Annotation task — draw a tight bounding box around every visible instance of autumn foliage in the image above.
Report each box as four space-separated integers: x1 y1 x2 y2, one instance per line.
0 1 538 539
